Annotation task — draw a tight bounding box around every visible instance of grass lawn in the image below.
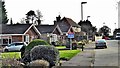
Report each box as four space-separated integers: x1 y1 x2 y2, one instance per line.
59 50 81 60
1 52 21 59
55 46 66 49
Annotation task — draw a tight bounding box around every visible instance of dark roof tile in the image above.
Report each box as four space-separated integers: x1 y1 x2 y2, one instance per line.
0 24 31 34
36 25 56 34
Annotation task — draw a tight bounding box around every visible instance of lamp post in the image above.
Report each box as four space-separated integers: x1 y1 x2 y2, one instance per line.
81 2 87 21
114 23 116 29
87 16 90 20
103 22 105 26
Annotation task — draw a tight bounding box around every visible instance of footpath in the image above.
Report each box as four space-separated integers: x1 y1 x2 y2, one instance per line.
61 42 95 67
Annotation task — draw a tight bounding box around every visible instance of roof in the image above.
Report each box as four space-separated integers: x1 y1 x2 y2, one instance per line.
0 24 31 34
63 17 80 28
57 22 70 33
36 25 56 34
54 16 80 33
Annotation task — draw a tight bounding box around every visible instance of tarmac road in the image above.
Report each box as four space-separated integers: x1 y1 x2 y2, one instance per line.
93 40 119 67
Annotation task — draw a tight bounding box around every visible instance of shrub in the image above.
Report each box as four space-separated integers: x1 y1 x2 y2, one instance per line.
2 58 22 67
27 60 49 67
26 39 49 51
30 45 59 67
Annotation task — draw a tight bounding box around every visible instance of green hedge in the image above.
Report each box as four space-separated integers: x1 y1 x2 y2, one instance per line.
26 39 49 51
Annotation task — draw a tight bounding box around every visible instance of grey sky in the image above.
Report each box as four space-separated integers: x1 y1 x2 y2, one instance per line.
4 0 119 33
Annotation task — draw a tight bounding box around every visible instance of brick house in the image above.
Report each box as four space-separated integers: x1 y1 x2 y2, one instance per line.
0 24 41 46
36 24 63 44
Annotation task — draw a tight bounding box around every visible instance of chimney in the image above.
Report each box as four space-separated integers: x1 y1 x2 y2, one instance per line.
56 15 61 22
10 18 13 25
54 20 56 25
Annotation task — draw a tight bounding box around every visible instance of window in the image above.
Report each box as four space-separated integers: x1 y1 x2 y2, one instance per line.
24 35 29 43
3 39 8 44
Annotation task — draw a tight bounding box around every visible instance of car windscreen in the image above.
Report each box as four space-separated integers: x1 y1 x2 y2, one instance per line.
15 43 24 46
97 40 106 42
8 43 15 47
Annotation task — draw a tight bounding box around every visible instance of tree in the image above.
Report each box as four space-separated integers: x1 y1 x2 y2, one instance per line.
78 20 93 33
1 0 9 24
25 10 36 24
98 26 111 36
25 10 43 24
36 10 43 25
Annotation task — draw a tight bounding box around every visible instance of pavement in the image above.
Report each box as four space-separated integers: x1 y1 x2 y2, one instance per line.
61 42 95 67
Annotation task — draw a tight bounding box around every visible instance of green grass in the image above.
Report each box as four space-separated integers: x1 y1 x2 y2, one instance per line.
55 46 66 49
1 52 21 59
59 50 80 60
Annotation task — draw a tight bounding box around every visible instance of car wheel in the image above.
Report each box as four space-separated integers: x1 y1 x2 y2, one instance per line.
95 46 98 49
4 49 8 52
105 46 107 48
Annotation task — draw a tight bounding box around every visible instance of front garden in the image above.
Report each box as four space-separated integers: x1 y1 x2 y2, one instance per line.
0 39 86 67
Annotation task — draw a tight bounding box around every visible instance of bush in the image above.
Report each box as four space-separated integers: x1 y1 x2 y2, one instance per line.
21 39 49 63
25 39 49 51
27 60 49 67
2 58 22 67
30 45 59 67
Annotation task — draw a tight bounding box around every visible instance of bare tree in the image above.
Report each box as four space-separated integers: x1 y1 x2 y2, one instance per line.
36 10 43 25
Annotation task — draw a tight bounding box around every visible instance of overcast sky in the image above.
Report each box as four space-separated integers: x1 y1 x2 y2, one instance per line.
4 0 119 33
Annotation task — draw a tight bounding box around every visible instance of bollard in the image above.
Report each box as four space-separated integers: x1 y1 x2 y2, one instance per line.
81 44 84 51
81 43 85 51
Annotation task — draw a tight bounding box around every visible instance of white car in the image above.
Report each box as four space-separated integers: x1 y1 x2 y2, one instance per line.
95 39 107 49
4 42 26 52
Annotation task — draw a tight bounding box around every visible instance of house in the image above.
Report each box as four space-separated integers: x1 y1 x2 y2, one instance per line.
36 24 63 44
0 24 41 46
54 15 81 44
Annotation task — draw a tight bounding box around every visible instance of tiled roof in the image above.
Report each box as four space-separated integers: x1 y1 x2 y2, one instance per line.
36 25 56 34
0 24 31 34
63 17 80 28
54 16 80 33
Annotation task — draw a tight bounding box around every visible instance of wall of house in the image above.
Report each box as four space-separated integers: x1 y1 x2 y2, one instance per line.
40 34 48 42
26 27 39 42
0 36 12 45
12 35 22 42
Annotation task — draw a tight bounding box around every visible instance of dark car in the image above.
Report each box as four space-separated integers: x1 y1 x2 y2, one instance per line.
95 39 107 49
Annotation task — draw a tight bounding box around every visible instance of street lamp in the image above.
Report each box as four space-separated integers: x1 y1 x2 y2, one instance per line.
87 16 90 20
103 22 105 26
114 23 116 29
81 2 87 21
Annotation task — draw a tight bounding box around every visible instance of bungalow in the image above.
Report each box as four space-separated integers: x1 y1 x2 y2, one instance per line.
0 24 41 46
36 24 63 44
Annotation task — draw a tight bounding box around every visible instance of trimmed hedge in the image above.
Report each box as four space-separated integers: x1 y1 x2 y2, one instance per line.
25 39 49 51
30 45 59 67
22 45 60 67
22 39 49 63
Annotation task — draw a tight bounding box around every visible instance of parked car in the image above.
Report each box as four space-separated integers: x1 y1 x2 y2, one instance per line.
95 39 107 49
3 42 27 52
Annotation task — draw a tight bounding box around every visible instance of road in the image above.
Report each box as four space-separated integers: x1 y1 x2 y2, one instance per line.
93 40 119 67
